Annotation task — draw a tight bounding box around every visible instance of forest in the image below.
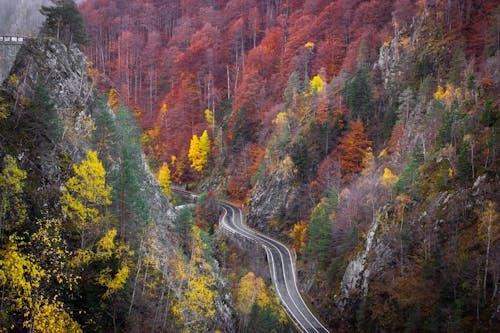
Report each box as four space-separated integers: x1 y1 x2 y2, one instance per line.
0 0 498 332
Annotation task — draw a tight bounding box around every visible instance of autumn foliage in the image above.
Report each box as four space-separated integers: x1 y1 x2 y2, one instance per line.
334 119 372 181
61 150 111 249
79 0 417 182
74 0 500 331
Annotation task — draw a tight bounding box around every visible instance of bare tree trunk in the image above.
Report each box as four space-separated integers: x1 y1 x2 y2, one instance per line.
149 72 153 117
142 261 150 295
483 211 492 301
476 265 481 322
226 65 230 100
234 64 240 101
471 141 475 179
153 288 163 329
128 247 143 317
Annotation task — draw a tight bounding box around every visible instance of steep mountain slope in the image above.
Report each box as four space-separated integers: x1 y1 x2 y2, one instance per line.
0 30 233 333
80 0 404 179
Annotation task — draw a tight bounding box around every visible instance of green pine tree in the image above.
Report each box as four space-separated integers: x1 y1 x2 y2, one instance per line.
345 66 372 123
304 193 335 267
41 0 87 45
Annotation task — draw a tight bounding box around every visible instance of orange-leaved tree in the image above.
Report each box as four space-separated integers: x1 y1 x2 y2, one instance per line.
334 119 372 182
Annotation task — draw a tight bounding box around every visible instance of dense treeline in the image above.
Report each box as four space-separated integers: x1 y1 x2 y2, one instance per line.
81 0 415 179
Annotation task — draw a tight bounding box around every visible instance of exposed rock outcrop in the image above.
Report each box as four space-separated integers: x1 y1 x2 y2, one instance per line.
247 160 298 233
4 38 94 164
338 210 392 311
0 44 22 83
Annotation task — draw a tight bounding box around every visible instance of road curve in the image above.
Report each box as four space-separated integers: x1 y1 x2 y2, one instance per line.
218 201 329 333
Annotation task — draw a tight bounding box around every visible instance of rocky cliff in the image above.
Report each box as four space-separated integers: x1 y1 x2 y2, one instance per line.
247 160 299 234
331 9 500 331
0 44 22 83
0 36 237 332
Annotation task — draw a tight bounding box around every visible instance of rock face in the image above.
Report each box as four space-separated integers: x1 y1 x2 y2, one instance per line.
247 161 298 233
140 152 177 250
338 211 392 311
2 35 178 235
0 45 22 83
13 39 91 110
6 38 94 163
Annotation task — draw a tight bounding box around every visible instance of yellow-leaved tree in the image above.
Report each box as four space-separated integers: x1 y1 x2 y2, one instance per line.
289 220 308 256
173 226 217 331
305 75 325 97
61 150 111 249
236 272 267 316
199 130 210 165
381 167 399 199
204 109 215 130
236 271 287 330
188 130 211 173
158 162 171 196
0 217 82 331
108 88 119 111
94 228 131 299
33 298 82 333
0 154 27 233
188 134 201 171
0 236 46 328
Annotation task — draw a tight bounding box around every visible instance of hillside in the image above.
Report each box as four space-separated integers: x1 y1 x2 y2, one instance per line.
80 0 499 331
0 5 233 331
0 0 498 332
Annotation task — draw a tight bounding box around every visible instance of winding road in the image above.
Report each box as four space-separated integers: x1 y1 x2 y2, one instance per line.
218 201 329 333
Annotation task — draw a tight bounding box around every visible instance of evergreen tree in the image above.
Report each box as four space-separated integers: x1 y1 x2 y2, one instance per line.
32 79 61 142
438 108 454 146
457 141 472 181
291 134 311 182
284 71 302 111
304 194 335 267
111 108 150 242
93 97 116 170
231 106 254 153
175 207 194 248
41 0 87 45
480 97 499 127
394 157 419 195
345 66 372 123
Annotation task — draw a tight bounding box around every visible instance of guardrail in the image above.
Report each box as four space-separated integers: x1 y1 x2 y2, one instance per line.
0 36 25 45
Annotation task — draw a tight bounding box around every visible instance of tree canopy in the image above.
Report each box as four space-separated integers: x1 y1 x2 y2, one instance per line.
41 0 87 45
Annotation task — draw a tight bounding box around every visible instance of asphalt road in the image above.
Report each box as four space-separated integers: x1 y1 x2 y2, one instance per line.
219 202 329 333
